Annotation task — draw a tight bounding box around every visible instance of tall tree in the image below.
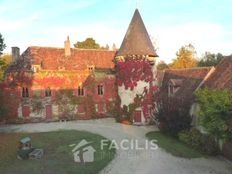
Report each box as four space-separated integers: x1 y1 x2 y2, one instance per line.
105 44 109 50
198 52 224 67
74 38 100 49
0 34 7 119
0 34 8 81
170 44 197 69
0 33 6 56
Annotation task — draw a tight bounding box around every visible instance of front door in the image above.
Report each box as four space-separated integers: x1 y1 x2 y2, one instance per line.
133 110 142 123
22 106 30 118
45 105 52 119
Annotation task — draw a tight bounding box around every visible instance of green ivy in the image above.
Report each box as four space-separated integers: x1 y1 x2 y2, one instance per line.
195 88 232 141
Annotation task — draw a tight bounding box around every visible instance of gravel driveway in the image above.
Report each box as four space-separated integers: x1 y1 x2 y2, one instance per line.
0 118 231 174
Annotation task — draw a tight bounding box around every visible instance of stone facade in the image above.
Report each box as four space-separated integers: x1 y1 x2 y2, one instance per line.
1 9 159 125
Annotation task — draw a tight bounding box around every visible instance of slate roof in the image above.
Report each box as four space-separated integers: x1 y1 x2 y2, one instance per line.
159 67 214 101
204 56 232 92
116 9 158 57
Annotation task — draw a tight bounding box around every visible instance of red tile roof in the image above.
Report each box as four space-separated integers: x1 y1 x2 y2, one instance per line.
21 46 116 70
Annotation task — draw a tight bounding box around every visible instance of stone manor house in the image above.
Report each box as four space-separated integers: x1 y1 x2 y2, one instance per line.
1 8 232 135
1 9 157 124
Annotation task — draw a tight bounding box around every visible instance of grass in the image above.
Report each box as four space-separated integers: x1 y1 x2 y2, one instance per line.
0 130 116 174
146 131 204 158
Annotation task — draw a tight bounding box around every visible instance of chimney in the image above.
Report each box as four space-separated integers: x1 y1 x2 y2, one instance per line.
64 36 71 56
12 47 20 62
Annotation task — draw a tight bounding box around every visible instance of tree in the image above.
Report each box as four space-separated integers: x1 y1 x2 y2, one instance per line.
105 44 109 50
100 44 110 50
198 52 224 67
195 88 232 142
0 54 12 81
0 34 9 81
170 44 197 69
0 33 6 56
157 61 169 70
74 38 100 49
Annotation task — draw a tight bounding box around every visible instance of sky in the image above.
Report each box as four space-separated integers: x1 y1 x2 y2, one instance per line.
1 0 232 63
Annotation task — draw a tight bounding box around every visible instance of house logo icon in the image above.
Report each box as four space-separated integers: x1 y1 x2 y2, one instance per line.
71 139 96 164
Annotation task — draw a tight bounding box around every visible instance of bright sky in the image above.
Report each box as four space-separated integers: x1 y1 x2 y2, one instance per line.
1 0 232 63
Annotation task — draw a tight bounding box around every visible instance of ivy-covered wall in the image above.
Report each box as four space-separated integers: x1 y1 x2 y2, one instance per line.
2 69 117 122
115 58 158 123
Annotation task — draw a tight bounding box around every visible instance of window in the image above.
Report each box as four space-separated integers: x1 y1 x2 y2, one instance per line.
45 87 51 97
78 86 84 96
40 61 43 69
32 66 38 72
168 79 183 97
97 85 104 95
168 85 174 95
32 65 41 73
58 66 65 71
22 87 29 98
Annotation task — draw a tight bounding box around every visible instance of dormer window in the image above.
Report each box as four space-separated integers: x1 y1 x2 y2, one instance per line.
78 86 84 96
168 79 183 97
45 87 51 97
32 65 41 73
58 66 65 71
22 87 29 98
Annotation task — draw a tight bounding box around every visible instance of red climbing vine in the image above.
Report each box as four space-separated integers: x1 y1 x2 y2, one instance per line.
116 59 153 90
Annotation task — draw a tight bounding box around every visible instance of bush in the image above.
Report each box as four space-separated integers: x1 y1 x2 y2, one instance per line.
201 135 219 155
178 129 219 155
195 88 232 142
153 96 192 136
179 129 202 149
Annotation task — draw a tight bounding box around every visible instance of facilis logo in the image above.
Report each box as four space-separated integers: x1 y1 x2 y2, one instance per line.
101 139 158 150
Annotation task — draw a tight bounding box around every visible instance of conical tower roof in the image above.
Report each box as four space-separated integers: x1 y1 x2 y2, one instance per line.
116 9 158 57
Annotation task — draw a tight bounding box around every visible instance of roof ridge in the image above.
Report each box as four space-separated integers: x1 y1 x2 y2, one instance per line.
28 46 115 52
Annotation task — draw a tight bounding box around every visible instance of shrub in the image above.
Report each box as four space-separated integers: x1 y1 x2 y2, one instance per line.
178 129 219 155
179 129 202 149
153 96 192 136
201 135 219 155
195 88 232 142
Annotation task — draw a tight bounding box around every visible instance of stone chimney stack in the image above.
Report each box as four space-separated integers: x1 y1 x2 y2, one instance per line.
12 47 20 62
64 36 71 56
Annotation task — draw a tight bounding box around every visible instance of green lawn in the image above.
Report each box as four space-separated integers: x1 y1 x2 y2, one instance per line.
0 130 115 174
146 131 204 158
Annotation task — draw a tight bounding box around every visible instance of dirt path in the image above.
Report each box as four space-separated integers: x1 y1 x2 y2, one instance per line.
0 118 231 174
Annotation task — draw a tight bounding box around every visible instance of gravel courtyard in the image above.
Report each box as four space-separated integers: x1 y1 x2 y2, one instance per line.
0 118 231 174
